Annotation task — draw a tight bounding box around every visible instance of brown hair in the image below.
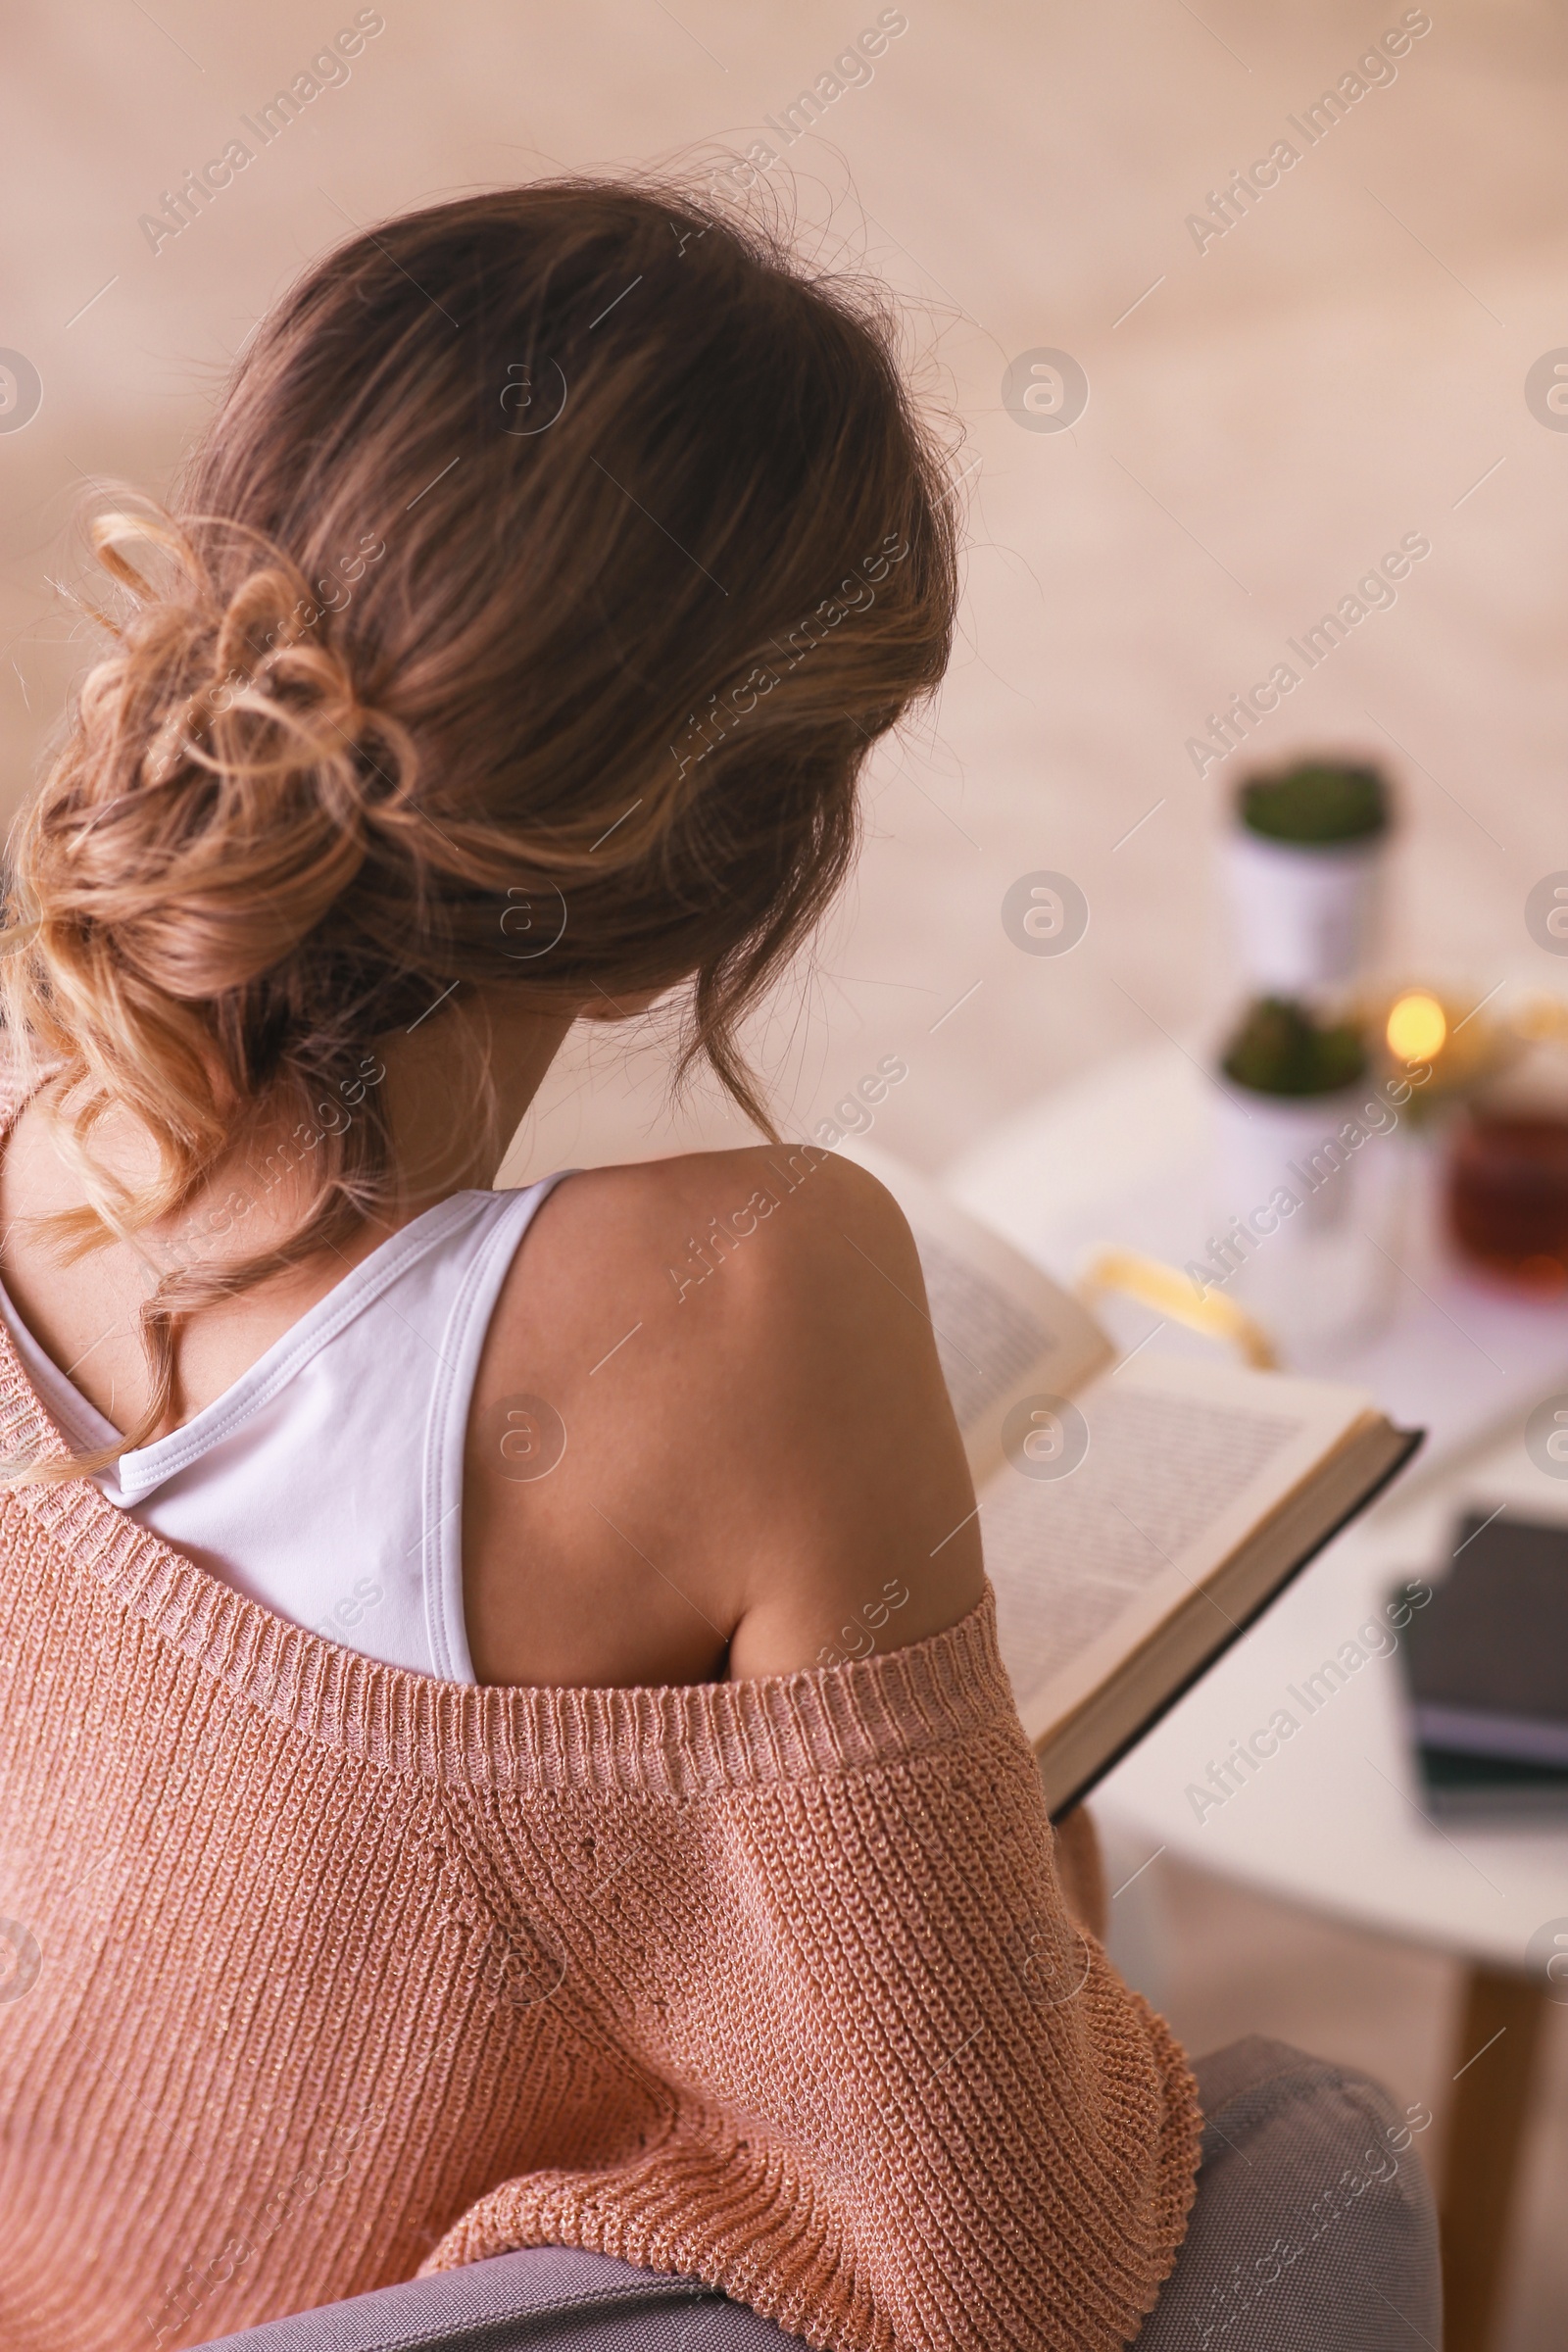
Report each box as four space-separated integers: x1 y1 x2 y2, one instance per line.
0 179 958 1461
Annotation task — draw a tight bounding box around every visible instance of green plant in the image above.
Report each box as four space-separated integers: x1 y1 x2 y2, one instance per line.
1238 760 1390 846
1221 996 1369 1097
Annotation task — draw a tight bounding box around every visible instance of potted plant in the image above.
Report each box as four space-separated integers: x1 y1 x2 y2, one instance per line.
1226 758 1393 996
1209 996 1398 1358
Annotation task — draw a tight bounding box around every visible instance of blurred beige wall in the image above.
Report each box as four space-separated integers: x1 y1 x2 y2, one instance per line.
3 0 1565 1177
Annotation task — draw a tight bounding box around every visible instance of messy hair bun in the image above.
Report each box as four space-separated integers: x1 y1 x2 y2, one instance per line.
1 178 958 1458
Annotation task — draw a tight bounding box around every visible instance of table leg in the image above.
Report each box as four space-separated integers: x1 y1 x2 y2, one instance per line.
1439 1964 1548 2352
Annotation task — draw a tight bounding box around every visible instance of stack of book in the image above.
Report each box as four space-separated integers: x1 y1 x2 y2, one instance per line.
1402 1510 1568 1817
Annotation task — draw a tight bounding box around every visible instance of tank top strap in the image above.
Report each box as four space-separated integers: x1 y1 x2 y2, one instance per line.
418 1171 573 1679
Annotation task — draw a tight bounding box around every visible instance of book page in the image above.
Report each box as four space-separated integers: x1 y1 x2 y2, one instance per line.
834 1141 1113 1479
978 1351 1376 1745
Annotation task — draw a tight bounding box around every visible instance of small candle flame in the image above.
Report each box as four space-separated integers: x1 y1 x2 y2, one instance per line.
1386 991 1447 1063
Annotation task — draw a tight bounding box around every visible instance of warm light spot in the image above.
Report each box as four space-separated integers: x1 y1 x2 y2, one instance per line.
1386 991 1447 1063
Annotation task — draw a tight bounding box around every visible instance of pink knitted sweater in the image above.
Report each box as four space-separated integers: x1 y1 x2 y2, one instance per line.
0 1317 1200 2351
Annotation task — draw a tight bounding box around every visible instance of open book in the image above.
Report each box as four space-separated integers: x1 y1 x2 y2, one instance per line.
844 1146 1421 1816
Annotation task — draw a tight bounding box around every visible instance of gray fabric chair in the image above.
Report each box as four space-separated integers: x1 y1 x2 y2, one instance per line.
1129 2035 1442 2350
200 2036 1442 2350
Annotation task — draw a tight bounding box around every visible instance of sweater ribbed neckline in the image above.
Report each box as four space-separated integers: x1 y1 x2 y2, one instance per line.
0 1096 1011 1797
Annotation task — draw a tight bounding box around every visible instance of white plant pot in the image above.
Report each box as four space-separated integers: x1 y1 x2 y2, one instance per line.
1207 1085 1403 1361
1224 827 1386 995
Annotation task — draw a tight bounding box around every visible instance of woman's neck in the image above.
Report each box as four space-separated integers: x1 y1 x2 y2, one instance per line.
370 990 576 1213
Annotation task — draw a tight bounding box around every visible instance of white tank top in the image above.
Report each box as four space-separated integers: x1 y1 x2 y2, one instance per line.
0 1176 568 1683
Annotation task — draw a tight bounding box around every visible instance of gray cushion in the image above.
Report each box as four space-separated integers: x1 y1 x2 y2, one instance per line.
1131 2034 1442 2350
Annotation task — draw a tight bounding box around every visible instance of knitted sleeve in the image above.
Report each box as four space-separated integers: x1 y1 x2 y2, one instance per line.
423 1592 1201 2352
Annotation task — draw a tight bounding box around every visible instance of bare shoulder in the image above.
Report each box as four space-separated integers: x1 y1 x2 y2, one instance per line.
543 1139 922 1316
464 1145 985 1689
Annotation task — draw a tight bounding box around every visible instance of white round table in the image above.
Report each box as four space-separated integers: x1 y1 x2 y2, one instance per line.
946 1043 1568 2352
